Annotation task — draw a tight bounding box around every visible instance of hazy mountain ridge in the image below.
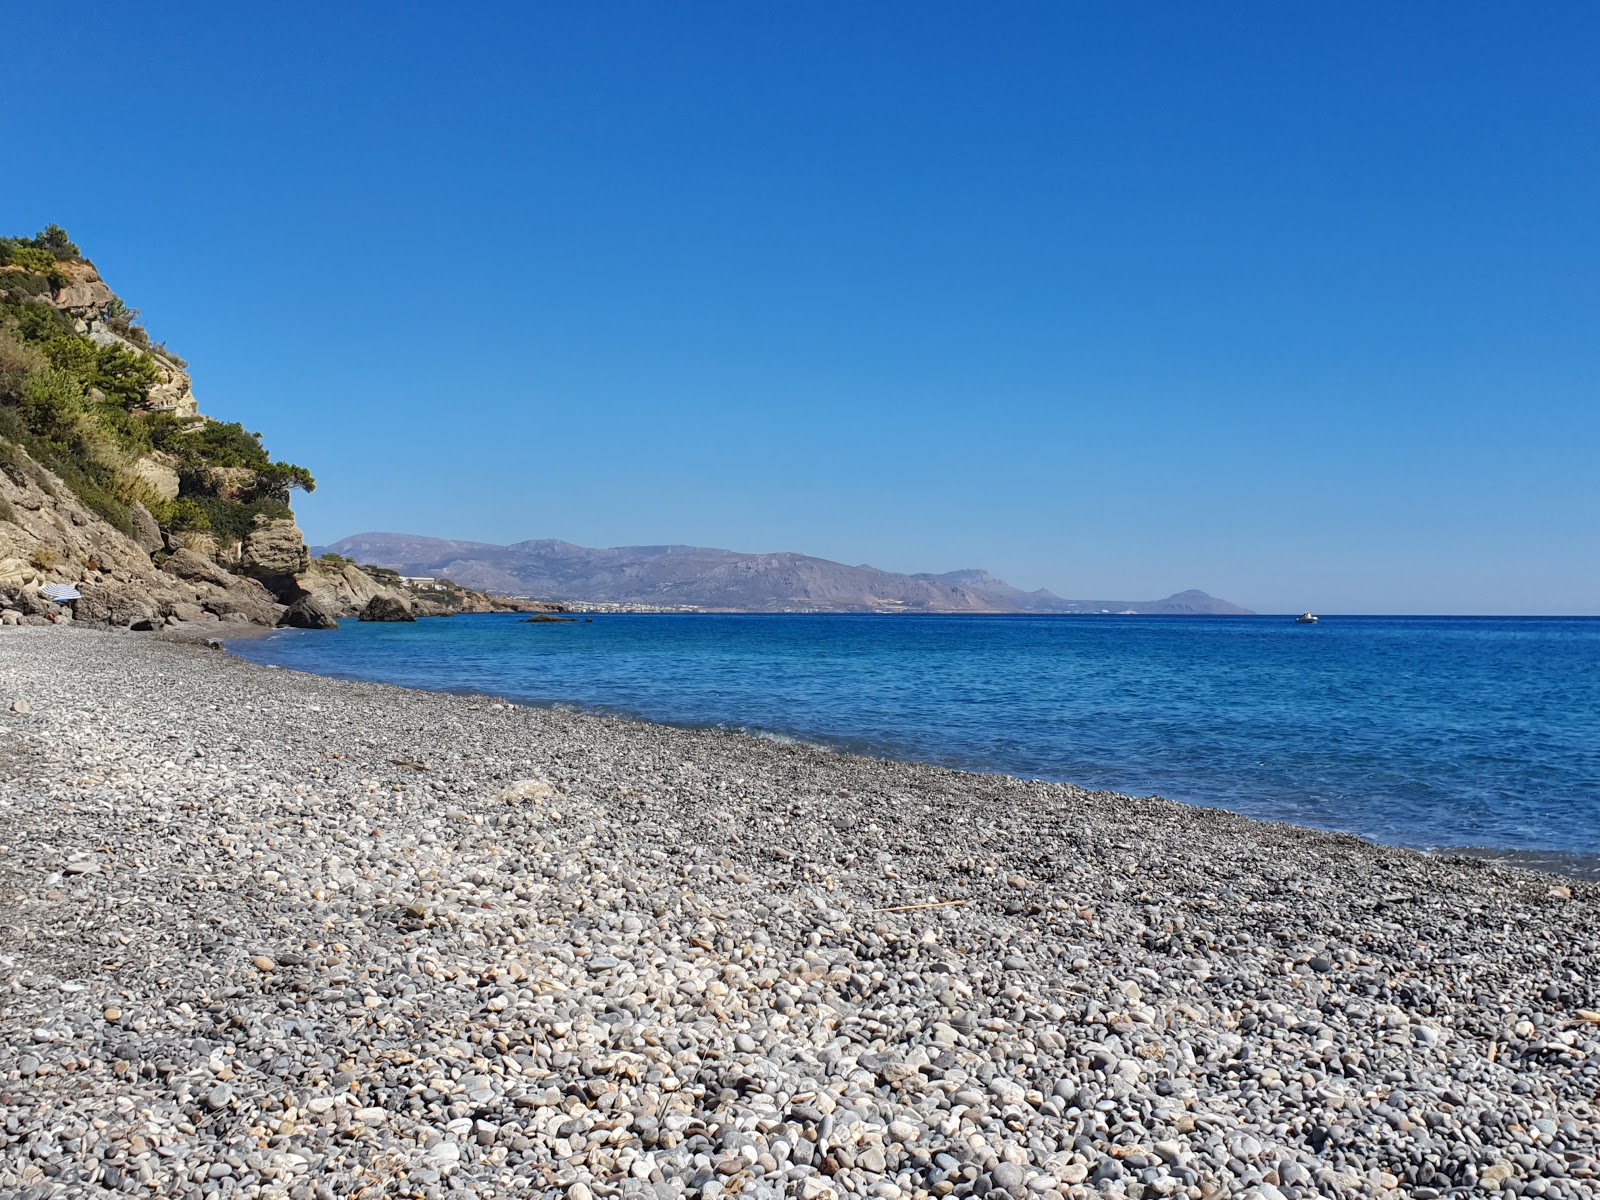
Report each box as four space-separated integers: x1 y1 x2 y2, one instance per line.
315 532 1254 615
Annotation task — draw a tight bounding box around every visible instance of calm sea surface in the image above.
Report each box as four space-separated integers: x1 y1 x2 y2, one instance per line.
234 613 1600 856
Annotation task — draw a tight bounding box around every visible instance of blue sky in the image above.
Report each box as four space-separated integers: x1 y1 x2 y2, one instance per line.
11 3 1598 613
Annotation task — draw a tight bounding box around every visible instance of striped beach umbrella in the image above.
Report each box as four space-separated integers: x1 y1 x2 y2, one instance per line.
39 584 81 603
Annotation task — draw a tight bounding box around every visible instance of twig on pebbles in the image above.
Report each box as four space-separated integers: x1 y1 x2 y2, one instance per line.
867 899 967 913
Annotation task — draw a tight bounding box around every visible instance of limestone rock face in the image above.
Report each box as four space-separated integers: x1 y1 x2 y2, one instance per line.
49 261 116 319
295 558 395 617
279 596 340 629
170 530 221 560
15 587 57 618
0 456 157 588
0 437 314 629
241 517 311 600
153 546 283 624
0 558 42 590
163 548 234 589
130 453 180 501
198 466 257 501
49 261 200 418
0 444 298 628
141 353 198 417
75 582 157 627
293 557 534 618
128 502 164 554
358 594 415 622
200 577 283 626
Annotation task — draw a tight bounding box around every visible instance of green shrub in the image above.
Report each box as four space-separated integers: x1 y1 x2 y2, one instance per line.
38 336 160 408
104 297 163 355
0 226 80 264
0 426 54 496
94 343 162 406
161 420 272 469
18 368 87 443
38 225 79 260
0 375 135 538
3 296 74 342
149 496 211 531
243 461 316 501
0 271 56 299
78 485 136 537
0 328 47 402
93 403 157 456
159 419 315 503
139 410 186 447
40 335 95 379
194 496 291 545
9 246 56 274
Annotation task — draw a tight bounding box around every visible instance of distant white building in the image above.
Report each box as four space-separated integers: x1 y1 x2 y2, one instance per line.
401 576 441 589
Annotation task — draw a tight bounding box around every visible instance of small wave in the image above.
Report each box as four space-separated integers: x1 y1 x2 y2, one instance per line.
737 727 829 750
1437 846 1600 882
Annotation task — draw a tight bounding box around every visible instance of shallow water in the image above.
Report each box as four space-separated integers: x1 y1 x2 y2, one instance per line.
234 613 1600 856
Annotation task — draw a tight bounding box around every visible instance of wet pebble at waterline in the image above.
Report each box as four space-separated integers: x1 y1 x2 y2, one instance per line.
1 626 1598 1199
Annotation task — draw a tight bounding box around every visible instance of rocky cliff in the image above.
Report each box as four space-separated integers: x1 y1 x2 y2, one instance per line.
0 453 284 629
0 227 525 630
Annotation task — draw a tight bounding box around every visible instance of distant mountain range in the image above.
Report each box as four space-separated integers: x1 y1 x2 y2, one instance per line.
313 532 1254 615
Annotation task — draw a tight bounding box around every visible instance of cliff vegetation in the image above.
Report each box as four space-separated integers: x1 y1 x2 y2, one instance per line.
0 227 538 629
0 226 313 547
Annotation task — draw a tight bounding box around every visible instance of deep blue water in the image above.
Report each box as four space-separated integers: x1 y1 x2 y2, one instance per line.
233 613 1600 855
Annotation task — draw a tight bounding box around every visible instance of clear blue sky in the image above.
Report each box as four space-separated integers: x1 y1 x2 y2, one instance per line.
11 3 1598 613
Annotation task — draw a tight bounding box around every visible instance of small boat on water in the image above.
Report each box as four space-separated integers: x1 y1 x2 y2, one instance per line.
1296 612 1319 624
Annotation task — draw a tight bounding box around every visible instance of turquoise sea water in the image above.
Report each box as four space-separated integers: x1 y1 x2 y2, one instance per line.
234 613 1600 856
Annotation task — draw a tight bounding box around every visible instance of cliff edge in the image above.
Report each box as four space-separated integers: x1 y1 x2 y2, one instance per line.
0 226 525 629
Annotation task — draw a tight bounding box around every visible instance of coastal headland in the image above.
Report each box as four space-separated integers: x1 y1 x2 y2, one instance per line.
0 231 555 634
2 628 1597 1198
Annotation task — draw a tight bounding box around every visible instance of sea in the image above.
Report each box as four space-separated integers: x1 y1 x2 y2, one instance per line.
233 613 1600 865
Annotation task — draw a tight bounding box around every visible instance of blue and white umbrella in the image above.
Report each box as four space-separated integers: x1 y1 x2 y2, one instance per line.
39 583 81 603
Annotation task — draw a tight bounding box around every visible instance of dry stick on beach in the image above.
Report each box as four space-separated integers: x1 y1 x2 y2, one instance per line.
867 899 968 913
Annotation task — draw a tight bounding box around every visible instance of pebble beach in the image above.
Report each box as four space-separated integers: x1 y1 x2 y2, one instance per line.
2 627 1598 1200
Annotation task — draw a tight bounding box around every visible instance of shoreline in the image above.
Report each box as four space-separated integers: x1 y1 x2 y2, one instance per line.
235 620 1600 879
3 626 1598 1198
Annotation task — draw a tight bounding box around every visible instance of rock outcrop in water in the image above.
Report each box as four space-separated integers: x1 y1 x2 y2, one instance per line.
358 593 416 622
279 595 340 629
